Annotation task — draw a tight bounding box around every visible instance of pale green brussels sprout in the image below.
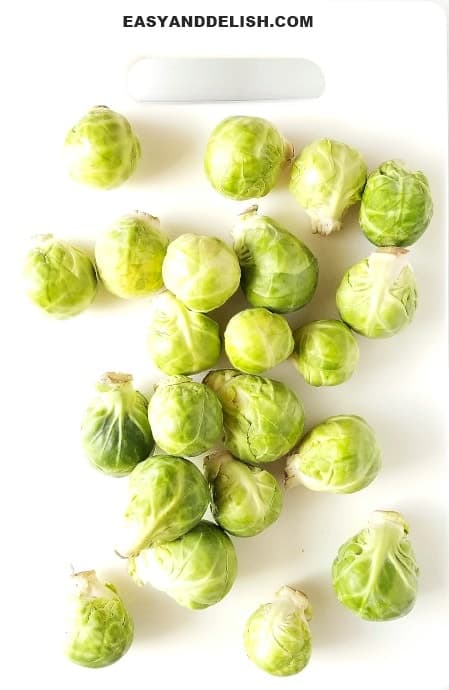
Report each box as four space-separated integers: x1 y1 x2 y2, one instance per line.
204 369 304 464
332 511 419 621
81 372 154 477
65 570 133 668
204 451 283 537
291 320 359 386
290 138 367 235
129 520 237 609
147 291 221 375
233 206 318 313
336 248 417 338
95 212 169 298
148 376 223 456
285 415 381 494
23 234 97 319
224 308 294 374
244 586 312 677
162 234 241 312
116 455 209 558
360 161 433 247
204 115 293 200
65 106 140 189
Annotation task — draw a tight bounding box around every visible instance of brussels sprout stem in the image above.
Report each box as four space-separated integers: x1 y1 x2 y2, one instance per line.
203 450 233 481
311 216 342 236
369 510 409 534
132 211 160 229
284 456 301 489
284 140 295 162
369 249 410 286
71 570 115 600
276 586 312 622
101 372 133 386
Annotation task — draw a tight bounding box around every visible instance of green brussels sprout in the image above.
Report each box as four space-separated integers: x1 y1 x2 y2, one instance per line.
65 570 133 668
204 116 293 200
290 138 367 235
81 372 154 477
336 248 417 338
162 234 241 312
23 234 97 319
129 520 237 609
116 455 209 558
360 161 433 247
291 319 359 386
243 586 312 676
332 511 419 621
64 106 140 189
224 308 294 374
204 451 283 537
148 376 223 456
233 206 318 313
204 369 304 464
285 415 381 494
147 291 221 375
95 212 169 298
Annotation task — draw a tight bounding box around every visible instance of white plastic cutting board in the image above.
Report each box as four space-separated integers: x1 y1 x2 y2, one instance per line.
4 1 448 689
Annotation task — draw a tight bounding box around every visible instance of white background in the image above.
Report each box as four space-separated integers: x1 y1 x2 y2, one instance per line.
2 1 448 689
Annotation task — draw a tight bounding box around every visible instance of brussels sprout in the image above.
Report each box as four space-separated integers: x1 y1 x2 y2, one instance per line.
224 308 294 374
148 376 223 456
64 106 140 189
243 586 312 676
336 248 417 338
233 206 318 313
162 234 241 312
204 369 304 464
290 138 367 235
360 161 433 247
291 320 359 386
116 455 209 558
147 291 221 375
95 212 169 298
65 570 133 668
23 234 97 319
332 511 419 621
285 415 381 494
129 520 237 609
204 116 293 200
81 372 154 477
204 451 283 537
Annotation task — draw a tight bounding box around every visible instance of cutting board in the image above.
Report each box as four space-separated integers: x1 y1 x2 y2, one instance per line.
5 1 448 689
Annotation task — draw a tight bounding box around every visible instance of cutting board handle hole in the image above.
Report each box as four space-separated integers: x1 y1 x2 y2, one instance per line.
128 57 325 103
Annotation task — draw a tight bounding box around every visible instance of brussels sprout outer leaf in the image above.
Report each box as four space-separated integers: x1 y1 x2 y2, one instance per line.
204 116 292 200
65 106 141 189
24 234 97 319
65 570 134 668
204 369 304 464
285 415 381 493
332 510 419 620
128 520 237 609
233 206 318 313
147 291 221 375
204 451 283 536
162 234 241 312
81 372 154 477
148 376 223 456
117 455 210 557
244 586 312 676
289 138 367 235
360 161 433 247
95 212 169 298
336 248 417 338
